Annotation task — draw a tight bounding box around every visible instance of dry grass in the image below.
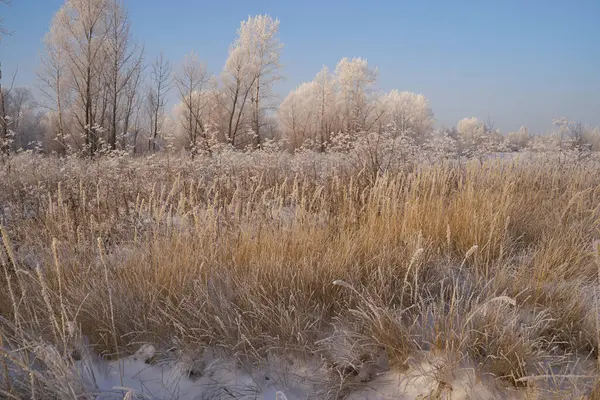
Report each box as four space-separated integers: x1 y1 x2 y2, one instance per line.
1 151 600 398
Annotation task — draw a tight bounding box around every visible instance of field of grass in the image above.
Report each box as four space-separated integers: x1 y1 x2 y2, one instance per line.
1 151 600 399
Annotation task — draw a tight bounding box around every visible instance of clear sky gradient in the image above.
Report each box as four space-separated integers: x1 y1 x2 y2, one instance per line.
1 0 599 133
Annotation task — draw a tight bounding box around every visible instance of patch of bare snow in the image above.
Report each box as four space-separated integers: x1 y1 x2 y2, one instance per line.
346 357 523 400
75 344 536 399
82 345 321 399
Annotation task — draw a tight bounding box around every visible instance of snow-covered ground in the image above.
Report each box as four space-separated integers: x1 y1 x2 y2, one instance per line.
81 344 317 400
71 344 531 399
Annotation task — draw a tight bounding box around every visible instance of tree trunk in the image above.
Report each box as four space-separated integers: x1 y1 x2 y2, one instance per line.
56 71 66 156
85 62 93 156
110 85 117 150
0 81 8 154
227 84 240 146
254 77 261 149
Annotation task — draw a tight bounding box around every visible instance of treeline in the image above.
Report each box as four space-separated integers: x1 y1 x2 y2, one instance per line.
1 0 600 158
2 0 283 156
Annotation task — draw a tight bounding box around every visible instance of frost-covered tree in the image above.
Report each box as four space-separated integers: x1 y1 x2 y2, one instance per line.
583 125 600 151
313 66 337 150
334 57 378 133
426 129 459 159
172 89 225 154
278 81 318 149
221 45 255 147
379 90 434 142
280 60 436 151
146 52 172 152
104 0 143 150
279 56 439 155
456 117 490 156
278 66 337 151
279 58 386 150
0 84 45 153
240 15 282 148
39 0 144 155
0 64 16 154
456 117 509 157
552 117 592 153
222 15 282 148
506 126 530 151
49 0 113 155
457 117 486 144
119 51 143 153
174 52 212 156
11 90 45 150
38 21 74 155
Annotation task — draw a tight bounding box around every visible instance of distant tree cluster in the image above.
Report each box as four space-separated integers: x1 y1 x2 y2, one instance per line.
35 0 144 155
24 1 285 156
279 59 435 151
1 0 599 159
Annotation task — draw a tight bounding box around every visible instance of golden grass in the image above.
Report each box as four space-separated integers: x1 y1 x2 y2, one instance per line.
1 153 600 397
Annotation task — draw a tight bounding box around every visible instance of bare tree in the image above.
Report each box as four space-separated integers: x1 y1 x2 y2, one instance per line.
40 0 144 155
129 99 144 154
121 50 144 152
38 25 72 154
314 66 336 150
379 90 434 142
240 15 282 148
0 1 13 153
51 0 113 156
278 81 316 149
0 63 17 154
7 87 29 134
225 15 282 148
146 51 171 152
335 57 378 134
221 46 256 147
4 88 44 149
175 52 211 157
105 0 141 150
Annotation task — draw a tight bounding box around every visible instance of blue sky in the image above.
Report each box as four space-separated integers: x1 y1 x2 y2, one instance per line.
1 0 599 133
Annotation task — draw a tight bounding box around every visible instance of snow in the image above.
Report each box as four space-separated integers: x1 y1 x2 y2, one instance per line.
80 345 319 399
75 345 527 399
